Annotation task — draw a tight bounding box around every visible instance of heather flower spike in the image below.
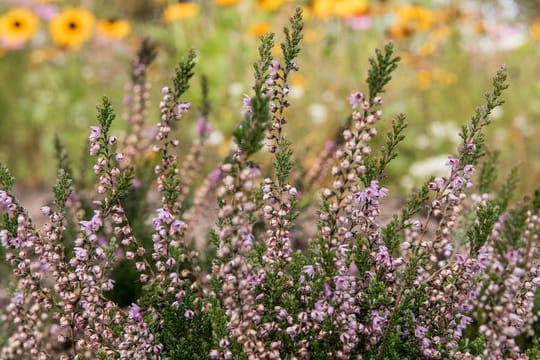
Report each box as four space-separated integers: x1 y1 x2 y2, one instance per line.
2 8 540 360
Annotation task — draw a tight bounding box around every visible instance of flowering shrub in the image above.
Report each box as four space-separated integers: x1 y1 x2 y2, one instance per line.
2 8 540 360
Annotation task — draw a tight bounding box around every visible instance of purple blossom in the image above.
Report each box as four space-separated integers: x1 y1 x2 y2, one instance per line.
504 249 520 264
129 303 143 322
177 102 191 114
453 176 466 189
74 247 89 261
12 292 24 306
375 245 392 268
446 156 460 171
89 126 101 142
334 276 350 290
348 91 364 108
243 95 252 115
80 211 103 236
196 117 213 137
153 208 174 229
354 180 389 211
209 168 222 185
475 246 489 270
302 265 315 278
463 164 475 178
170 220 186 234
371 310 386 332
415 325 428 339
184 310 195 320
0 230 8 247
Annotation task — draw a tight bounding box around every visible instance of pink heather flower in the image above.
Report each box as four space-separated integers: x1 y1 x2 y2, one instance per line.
170 220 186 234
375 245 391 268
453 176 466 189
12 292 24 306
455 253 468 265
177 102 191 114
89 126 101 142
476 247 489 270
80 211 103 236
184 310 195 320
348 262 359 276
74 247 89 261
446 156 460 171
348 92 364 108
371 310 386 332
35 4 59 20
153 208 174 229
346 15 372 31
302 265 315 278
131 178 142 189
504 249 520 264
129 303 143 323
415 325 428 339
0 230 8 247
325 140 337 152
196 117 213 137
209 168 222 185
334 276 349 290
243 95 252 115
463 164 475 177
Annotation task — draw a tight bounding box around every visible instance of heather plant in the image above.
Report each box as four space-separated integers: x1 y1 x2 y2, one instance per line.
2 8 540 360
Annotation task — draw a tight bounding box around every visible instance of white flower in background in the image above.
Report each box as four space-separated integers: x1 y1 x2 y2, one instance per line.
228 82 243 96
429 121 461 145
207 130 224 145
308 103 328 124
414 134 430 150
289 85 304 99
409 155 449 179
489 106 504 121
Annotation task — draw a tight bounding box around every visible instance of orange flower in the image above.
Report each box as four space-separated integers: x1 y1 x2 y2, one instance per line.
258 0 288 12
0 7 40 47
97 18 131 39
49 7 94 48
215 0 240 6
531 20 540 40
249 22 270 37
163 2 199 23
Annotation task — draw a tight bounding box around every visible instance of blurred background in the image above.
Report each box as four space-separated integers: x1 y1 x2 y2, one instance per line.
1 0 539 194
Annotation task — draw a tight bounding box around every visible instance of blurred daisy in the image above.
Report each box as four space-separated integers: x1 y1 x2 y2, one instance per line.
333 0 368 18
248 22 270 37
163 2 200 23
49 7 94 49
97 18 131 40
308 103 328 124
0 7 40 48
215 0 240 6
258 0 289 12
531 19 540 40
397 5 434 32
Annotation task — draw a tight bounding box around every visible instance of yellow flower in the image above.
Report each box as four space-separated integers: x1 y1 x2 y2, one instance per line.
417 69 432 90
248 22 270 37
418 42 436 57
530 20 540 40
49 7 94 48
311 0 334 21
386 23 412 40
258 0 289 12
163 2 199 23
97 18 131 39
333 0 369 18
215 0 240 6
290 73 306 89
0 7 40 47
397 5 433 32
